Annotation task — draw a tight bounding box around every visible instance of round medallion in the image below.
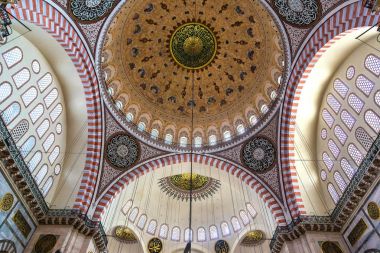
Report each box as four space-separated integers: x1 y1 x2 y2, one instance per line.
34 234 57 253
170 23 217 70
241 230 265 246
70 0 115 22
0 193 14 211
272 0 321 27
215 240 229 253
105 133 139 170
147 238 163 253
242 137 276 173
367 202 380 220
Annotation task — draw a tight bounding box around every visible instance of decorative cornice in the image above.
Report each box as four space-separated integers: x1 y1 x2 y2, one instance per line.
0 118 108 252
270 134 380 252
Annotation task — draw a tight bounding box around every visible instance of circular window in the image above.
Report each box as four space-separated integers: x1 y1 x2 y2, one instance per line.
56 123 62 134
54 164 61 175
32 60 40 74
321 128 327 139
320 170 327 181
346 66 355 80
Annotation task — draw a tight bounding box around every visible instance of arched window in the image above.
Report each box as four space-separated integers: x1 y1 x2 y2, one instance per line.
159 224 169 239
231 217 241 232
223 131 231 141
108 87 114 96
2 102 21 125
260 104 269 114
239 210 250 225
340 110 356 130
364 54 380 76
220 222 230 236
36 119 50 138
165 134 173 144
147 220 157 235
375 91 380 107
28 151 42 173
356 75 374 96
137 214 147 230
322 152 334 171
29 104 44 124
320 170 327 181
2 47 23 68
328 139 340 158
151 129 159 139
197 227 206 242
44 88 58 108
50 103 62 123
11 119 29 143
334 125 347 145
37 73 53 92
179 136 188 147
333 79 349 99
334 171 347 193
322 109 334 128
364 110 380 133
184 228 193 242
340 158 356 180
0 82 12 104
327 94 341 114
249 115 258 125
236 124 245 135
121 200 133 215
327 183 339 204
209 225 218 240
171 226 180 241
35 164 48 185
270 90 278 100
115 100 123 110
348 144 363 166
347 94 364 114
21 87 37 107
41 176 53 197
20 136 36 158
356 127 374 151
194 136 202 147
12 68 30 88
126 112 134 122
42 133 55 152
208 135 217 145
48 146 60 165
137 122 145 131
128 207 139 222
246 203 257 218
346 66 355 80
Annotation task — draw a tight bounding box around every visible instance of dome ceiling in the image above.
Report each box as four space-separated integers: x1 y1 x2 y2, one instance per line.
101 0 285 149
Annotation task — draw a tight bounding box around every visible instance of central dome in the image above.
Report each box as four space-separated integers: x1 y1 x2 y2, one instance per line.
101 0 286 149
170 23 217 69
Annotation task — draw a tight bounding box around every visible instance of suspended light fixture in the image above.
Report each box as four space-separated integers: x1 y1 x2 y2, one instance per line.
0 1 17 40
363 0 380 12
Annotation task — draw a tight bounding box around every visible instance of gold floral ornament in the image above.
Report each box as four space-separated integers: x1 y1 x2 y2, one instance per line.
0 193 14 211
241 230 265 246
367 201 380 220
114 226 137 244
147 238 163 253
34 234 57 253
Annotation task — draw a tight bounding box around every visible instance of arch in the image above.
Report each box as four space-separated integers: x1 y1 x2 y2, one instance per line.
279 2 379 219
93 154 286 225
0 239 17 253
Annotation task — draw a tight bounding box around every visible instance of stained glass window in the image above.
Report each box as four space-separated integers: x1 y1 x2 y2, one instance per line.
165 134 173 144
197 227 206 242
31 60 40 73
28 151 42 173
231 217 241 232
194 136 202 148
184 228 193 242
239 210 250 225
328 183 339 204
43 133 55 152
2 102 21 125
221 222 230 236
375 91 380 107
21 87 38 107
340 158 356 180
270 90 278 100
356 75 374 96
159 224 169 239
246 203 257 218
29 104 44 124
115 100 123 110
137 214 147 230
333 79 349 99
37 73 53 92
11 119 29 143
341 110 356 130
48 146 60 164
327 94 341 114
249 115 258 125
20 136 36 158
260 104 269 114
348 144 363 166
364 54 380 76
54 164 61 175
364 110 380 133
121 200 133 215
2 47 22 68
334 171 347 193
209 135 217 145
151 129 159 139
0 82 12 104
147 220 157 235
322 152 334 171
41 176 53 197
137 122 146 131
36 119 50 138
320 170 327 181
126 112 134 122
236 124 245 135
322 109 334 128
50 103 63 123
12 68 30 88
128 207 138 222
334 125 347 145
347 94 364 114
321 128 327 139
209 225 218 240
355 127 374 151
179 136 188 147
223 131 231 141
328 139 340 158
171 226 180 241
35 164 48 185
346 66 355 80
44 88 58 108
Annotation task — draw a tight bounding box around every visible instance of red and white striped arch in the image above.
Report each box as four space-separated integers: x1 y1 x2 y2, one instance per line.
93 154 287 225
10 0 103 212
279 1 379 219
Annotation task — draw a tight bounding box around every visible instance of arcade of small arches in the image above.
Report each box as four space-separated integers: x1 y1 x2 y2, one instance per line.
0 1 379 253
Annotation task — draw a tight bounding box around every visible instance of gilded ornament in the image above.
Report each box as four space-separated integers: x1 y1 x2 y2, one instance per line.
367 202 380 220
0 193 14 211
105 133 139 170
272 0 321 27
12 210 32 238
215 240 229 253
70 0 115 22
348 219 367 246
241 230 265 246
148 238 163 253
321 241 343 253
114 226 137 243
34 234 57 253
170 23 217 70
242 137 276 173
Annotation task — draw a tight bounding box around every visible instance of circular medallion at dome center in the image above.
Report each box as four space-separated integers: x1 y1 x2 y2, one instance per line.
170 23 217 70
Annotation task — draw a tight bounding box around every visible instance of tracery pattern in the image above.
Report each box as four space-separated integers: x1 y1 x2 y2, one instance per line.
70 0 115 22
105 133 139 170
242 137 276 173
272 0 321 27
